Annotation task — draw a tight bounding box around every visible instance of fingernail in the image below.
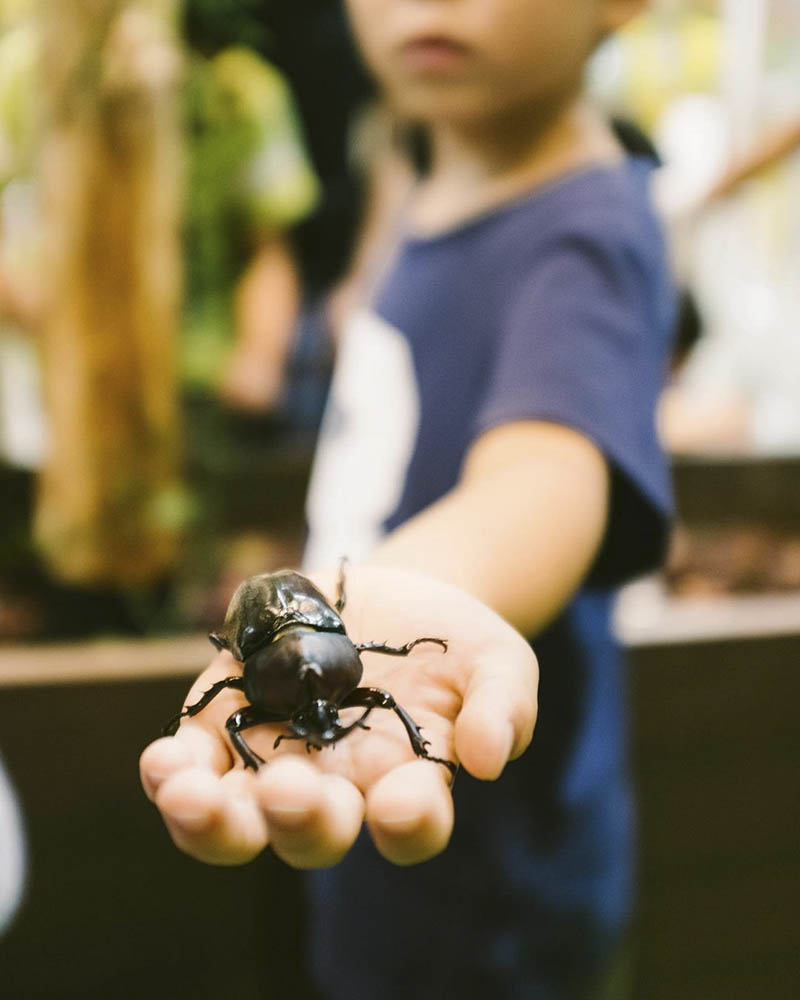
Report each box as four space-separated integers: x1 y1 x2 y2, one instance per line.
146 765 177 785
169 809 214 834
265 805 317 835
375 812 424 837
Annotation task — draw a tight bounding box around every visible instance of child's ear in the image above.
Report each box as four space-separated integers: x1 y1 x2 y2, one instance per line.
598 0 647 36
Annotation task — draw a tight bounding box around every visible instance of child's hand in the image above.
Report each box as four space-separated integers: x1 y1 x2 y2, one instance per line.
140 567 537 868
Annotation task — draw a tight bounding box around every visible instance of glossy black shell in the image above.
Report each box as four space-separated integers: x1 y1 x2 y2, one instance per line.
243 626 362 715
212 571 346 661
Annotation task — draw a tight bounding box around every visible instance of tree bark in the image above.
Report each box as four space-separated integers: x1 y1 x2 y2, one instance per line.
35 0 184 588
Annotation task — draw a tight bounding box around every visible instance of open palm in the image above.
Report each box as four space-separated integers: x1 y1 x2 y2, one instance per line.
140 566 538 868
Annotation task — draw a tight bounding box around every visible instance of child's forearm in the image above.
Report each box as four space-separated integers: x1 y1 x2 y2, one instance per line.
371 421 609 637
234 233 300 357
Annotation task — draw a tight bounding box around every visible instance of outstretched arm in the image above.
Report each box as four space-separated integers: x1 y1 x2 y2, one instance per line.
372 419 609 636
141 420 606 868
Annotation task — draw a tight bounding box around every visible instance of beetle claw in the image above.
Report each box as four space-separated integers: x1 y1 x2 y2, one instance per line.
416 727 431 750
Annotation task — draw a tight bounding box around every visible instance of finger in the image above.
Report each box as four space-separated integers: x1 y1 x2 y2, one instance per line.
140 724 232 801
455 648 538 780
254 757 365 869
155 765 268 866
365 760 454 865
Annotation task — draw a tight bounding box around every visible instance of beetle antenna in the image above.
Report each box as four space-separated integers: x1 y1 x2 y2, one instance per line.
335 556 349 613
208 631 228 651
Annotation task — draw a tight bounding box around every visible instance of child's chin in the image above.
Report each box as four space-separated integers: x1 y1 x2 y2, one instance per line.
390 84 500 127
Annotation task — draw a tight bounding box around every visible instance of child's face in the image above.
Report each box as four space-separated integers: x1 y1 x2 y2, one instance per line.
345 0 639 125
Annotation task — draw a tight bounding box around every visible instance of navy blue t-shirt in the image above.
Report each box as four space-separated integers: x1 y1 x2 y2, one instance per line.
304 157 675 999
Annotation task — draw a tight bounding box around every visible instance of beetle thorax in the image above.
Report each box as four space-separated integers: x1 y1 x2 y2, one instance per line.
242 625 363 716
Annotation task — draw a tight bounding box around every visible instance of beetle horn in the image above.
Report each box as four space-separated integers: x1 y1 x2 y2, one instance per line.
298 662 323 682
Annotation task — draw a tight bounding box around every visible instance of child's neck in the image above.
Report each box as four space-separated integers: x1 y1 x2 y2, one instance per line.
409 98 621 235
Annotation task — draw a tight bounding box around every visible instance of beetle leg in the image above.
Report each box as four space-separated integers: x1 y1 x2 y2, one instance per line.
226 706 289 770
273 731 304 750
162 676 245 736
339 687 457 777
325 706 374 744
334 555 348 613
354 637 447 656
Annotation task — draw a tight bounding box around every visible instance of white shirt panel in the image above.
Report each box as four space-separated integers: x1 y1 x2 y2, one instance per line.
303 308 419 571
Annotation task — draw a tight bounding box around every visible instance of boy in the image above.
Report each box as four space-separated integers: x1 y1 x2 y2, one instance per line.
141 0 673 996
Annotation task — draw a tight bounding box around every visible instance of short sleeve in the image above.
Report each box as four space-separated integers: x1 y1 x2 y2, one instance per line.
472 227 675 586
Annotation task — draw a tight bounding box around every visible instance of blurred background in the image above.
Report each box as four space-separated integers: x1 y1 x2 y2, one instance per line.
0 1 797 996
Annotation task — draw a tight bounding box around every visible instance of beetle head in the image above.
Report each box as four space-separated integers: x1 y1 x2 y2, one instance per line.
290 699 341 748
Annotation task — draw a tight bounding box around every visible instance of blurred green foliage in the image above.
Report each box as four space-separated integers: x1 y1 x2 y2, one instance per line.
183 0 271 56
181 46 318 389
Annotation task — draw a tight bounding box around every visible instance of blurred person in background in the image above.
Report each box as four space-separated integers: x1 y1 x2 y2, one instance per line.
0 0 322 445
143 1 676 998
181 0 319 415
0 1 322 637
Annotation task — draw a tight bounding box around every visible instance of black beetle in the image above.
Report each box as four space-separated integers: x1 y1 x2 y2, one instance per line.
163 562 456 775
